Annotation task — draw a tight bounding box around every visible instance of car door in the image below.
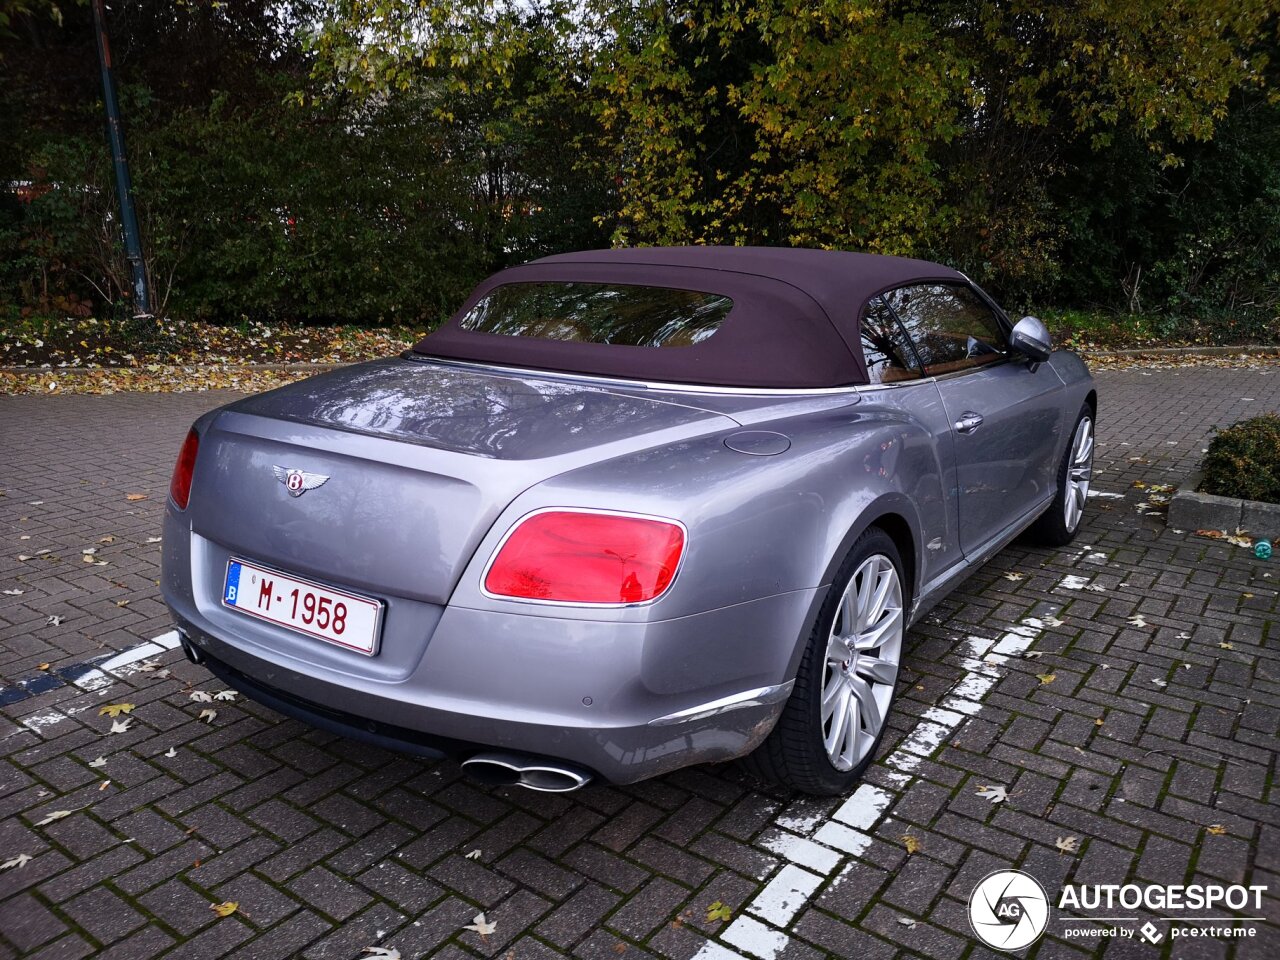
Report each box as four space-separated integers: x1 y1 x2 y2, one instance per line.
883 283 1065 558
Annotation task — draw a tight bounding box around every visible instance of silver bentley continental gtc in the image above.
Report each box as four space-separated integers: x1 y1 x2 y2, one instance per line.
161 247 1095 795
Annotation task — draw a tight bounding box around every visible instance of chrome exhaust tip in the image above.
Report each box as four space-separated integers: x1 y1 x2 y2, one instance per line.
461 752 592 793
177 630 204 665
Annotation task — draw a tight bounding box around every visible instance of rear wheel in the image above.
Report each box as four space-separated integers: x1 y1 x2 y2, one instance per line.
1029 407 1094 546
742 528 905 795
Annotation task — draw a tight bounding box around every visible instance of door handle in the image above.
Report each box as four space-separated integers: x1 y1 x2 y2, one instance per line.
955 412 984 434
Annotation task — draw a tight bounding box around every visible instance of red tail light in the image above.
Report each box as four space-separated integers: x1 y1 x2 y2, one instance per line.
484 510 686 604
169 429 199 510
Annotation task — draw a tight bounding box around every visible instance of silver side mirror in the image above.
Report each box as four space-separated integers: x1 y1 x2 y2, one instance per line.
1010 316 1052 364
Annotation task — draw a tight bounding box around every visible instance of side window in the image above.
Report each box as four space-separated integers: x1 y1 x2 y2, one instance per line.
861 296 923 384
884 284 1008 376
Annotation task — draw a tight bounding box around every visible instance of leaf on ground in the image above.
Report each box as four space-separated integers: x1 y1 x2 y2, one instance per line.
212 690 238 701
99 536 115 544
464 912 496 937
1219 642 1233 649
137 660 162 672
125 493 149 502
1151 678 1168 688
897 917 917 928
17 554 32 561
1035 673 1057 685
88 757 107 768
1127 615 1148 628
975 785 1008 804
47 615 65 625
464 849 482 860
1095 717 1104 726
163 747 177 758
146 536 163 543
1055 836 1080 854
362 949 401 959
706 901 733 923
34 809 74 826
1 853 33 870
209 901 238 917
115 599 129 608
37 662 50 671
198 708 217 724
1043 616 1065 627
2 589 24 596
1206 825 1227 836
900 834 922 854
1023 651 1043 659
81 547 97 556
189 690 213 702
1003 572 1025 581
109 718 132 734
99 703 134 717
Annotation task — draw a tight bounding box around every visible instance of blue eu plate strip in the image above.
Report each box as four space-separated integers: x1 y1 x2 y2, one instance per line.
224 560 243 605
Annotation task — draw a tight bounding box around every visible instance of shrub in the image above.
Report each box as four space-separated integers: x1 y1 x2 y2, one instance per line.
1200 413 1280 505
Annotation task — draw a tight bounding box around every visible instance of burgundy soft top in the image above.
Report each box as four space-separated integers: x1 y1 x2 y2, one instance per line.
412 246 967 388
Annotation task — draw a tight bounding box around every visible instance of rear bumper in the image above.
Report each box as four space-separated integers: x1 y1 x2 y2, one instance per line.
173 613 796 783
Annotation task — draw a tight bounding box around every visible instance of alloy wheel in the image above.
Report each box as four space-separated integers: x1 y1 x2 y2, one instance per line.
1064 417 1094 532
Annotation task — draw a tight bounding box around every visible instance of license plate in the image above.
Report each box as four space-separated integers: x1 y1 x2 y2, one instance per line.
222 558 383 655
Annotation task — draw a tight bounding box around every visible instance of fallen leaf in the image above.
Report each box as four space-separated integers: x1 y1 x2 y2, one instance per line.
37 662 50 671
136 660 162 672
1043 616 1065 627
146 536 163 543
109 718 132 734
706 900 733 923
189 691 213 703
115 599 129 608
212 690 238 702
900 834 922 854
1003 572 1025 581
975 784 1008 804
1128 615 1148 628
125 493 149 502
17 554 32 561
1 589 24 596
1206 825 1227 836
464 912 496 937
34 809 74 826
99 703 134 717
198 709 217 724
1 853 33 870
88 757 107 768
1219 642 1233 650
1151 679 1168 688
1023 651 1043 659
99 536 115 544
1055 836 1080 854
163 747 177 758
1035 673 1057 685
897 917 917 929
46 615 64 626
1095 717 1104 727
209 901 238 917
81 547 97 556
464 849 482 860
362 949 402 960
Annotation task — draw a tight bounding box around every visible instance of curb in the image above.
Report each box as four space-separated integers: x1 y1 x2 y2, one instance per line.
1080 344 1277 359
0 361 350 376
1169 470 1280 538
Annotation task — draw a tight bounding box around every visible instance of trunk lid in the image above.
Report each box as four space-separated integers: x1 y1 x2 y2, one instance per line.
188 358 737 604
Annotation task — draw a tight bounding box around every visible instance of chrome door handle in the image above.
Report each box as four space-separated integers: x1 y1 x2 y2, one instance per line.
955 412 984 433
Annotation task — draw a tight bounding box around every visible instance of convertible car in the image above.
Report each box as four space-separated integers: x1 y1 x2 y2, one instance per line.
162 247 1095 795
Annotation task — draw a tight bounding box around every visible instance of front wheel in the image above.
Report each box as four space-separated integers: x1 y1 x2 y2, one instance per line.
742 528 905 795
1028 407 1094 546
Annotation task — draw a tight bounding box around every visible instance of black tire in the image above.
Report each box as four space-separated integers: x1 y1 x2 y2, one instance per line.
1028 405 1094 547
741 527 905 795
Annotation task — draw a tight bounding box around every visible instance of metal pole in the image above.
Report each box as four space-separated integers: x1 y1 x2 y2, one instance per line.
91 0 152 316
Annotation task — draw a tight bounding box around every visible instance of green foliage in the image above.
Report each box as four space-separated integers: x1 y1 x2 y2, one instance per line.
2 0 1278 334
1201 414 1280 505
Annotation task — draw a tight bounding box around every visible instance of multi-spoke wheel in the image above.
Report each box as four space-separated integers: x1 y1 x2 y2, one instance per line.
1030 405 1096 546
743 527 906 794
820 555 902 771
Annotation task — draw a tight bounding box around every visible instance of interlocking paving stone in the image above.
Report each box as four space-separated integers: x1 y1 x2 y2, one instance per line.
1 366 1278 958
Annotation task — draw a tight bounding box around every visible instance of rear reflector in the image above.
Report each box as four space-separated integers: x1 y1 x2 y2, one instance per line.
169 428 199 510
485 510 685 604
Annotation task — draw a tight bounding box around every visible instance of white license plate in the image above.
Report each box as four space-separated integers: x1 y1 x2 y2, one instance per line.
222 558 383 655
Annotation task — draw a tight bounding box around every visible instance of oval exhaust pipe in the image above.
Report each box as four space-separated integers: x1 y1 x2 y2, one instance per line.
461 752 592 793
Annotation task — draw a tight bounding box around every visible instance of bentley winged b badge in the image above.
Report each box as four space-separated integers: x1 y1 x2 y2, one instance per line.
273 465 330 498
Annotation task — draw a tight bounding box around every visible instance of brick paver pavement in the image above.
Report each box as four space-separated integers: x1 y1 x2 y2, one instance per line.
1 364 1277 959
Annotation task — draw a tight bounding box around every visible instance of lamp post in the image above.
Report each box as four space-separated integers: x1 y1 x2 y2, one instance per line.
91 0 151 316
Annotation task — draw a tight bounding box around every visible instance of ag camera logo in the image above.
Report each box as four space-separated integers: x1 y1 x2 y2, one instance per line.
969 870 1050 951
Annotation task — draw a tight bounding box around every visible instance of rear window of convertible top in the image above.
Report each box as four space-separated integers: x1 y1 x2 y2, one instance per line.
458 281 733 348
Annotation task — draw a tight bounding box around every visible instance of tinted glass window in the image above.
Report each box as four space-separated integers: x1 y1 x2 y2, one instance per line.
861 296 922 384
459 282 732 348
885 284 1007 376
